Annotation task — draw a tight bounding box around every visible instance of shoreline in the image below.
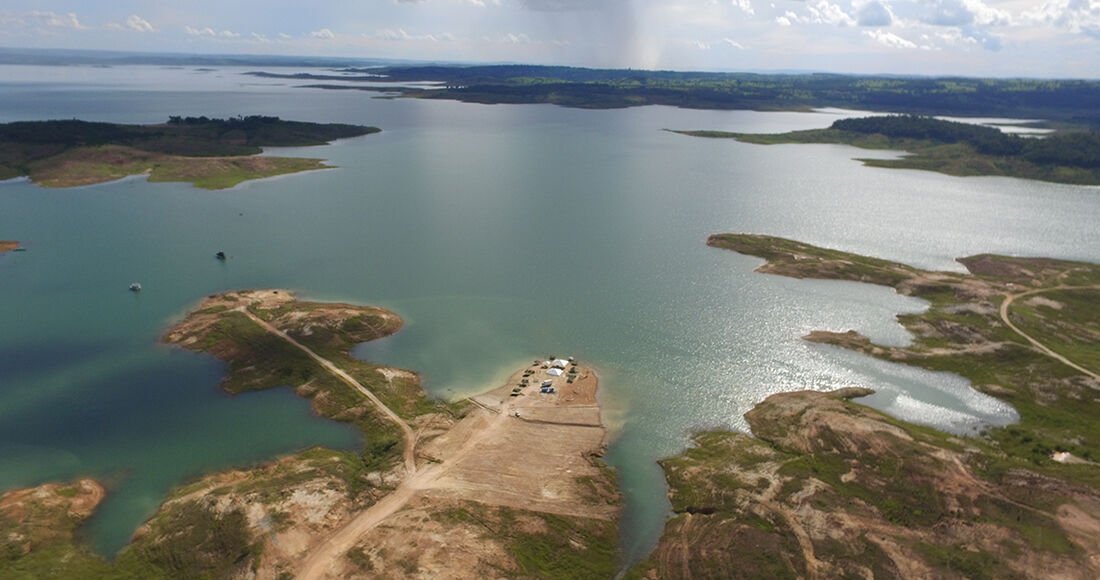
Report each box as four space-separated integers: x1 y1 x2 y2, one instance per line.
0 290 622 578
633 233 1100 578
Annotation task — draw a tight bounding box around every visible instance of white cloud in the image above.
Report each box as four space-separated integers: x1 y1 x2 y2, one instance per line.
775 10 799 26
125 14 155 33
185 26 216 37
375 28 453 42
310 28 336 39
32 11 87 30
807 1 856 26
184 25 241 39
963 0 1012 26
722 37 745 48
917 0 1011 27
502 32 531 43
863 28 918 48
732 0 755 16
251 32 269 43
1023 0 1100 37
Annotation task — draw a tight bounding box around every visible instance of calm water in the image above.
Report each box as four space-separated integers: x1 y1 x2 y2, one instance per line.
1 64 1098 560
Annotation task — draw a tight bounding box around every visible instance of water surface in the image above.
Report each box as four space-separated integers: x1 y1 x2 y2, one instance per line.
1 65 1097 559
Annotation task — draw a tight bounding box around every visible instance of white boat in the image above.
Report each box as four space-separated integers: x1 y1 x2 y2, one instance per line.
129 283 142 292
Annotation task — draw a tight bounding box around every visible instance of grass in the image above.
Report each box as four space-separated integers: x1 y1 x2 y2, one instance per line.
25 145 331 190
501 510 619 580
641 234 1100 577
1009 289 1100 376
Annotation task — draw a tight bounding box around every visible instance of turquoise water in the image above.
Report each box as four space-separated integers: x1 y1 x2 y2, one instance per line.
1 64 1099 560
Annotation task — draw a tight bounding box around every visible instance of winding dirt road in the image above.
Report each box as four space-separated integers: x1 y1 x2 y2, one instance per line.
238 308 419 474
998 285 1100 381
294 387 520 579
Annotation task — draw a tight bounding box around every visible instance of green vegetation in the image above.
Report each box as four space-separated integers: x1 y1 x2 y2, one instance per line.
631 234 1100 578
251 66 1100 126
0 116 380 189
1008 289 1100 376
0 481 256 579
677 115 1100 185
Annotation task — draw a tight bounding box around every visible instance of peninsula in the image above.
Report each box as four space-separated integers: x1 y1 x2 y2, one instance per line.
633 234 1100 578
0 116 380 189
674 115 1100 185
1 290 619 579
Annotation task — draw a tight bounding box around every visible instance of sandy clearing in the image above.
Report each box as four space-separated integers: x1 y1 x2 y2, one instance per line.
297 360 613 579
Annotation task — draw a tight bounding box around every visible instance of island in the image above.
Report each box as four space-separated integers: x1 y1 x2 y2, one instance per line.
0 116 380 190
673 115 1100 185
0 241 18 254
632 234 1100 578
1 290 619 579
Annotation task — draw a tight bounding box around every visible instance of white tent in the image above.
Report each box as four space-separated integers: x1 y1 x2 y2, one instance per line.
552 359 569 369
547 368 564 376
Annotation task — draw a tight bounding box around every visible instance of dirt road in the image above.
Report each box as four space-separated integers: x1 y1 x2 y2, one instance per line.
239 308 419 475
999 285 1100 381
295 385 517 579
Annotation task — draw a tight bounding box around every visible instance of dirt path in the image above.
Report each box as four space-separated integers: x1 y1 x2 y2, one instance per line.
999 285 1100 381
238 308 419 474
295 392 516 579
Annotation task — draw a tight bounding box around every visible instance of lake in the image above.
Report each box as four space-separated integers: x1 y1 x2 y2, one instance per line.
1 64 1097 560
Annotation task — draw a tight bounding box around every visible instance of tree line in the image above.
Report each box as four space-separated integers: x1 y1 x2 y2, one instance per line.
832 115 1100 169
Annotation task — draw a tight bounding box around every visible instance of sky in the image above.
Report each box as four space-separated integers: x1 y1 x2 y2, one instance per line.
0 1 1098 77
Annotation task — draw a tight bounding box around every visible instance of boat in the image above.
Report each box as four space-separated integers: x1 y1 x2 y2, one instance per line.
12 247 26 252
128 283 142 292
215 251 226 260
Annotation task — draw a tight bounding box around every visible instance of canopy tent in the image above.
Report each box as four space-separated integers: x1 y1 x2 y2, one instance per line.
547 368 564 376
552 359 569 369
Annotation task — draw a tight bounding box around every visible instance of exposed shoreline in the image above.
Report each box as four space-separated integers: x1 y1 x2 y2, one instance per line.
634 233 1100 578
2 290 619 578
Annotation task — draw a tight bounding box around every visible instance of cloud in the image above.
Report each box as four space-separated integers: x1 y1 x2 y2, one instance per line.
310 28 336 39
1024 0 1100 37
732 0 755 16
722 37 745 49
125 14 155 33
502 32 531 43
863 28 917 48
32 11 87 30
918 0 1010 27
807 1 856 26
375 28 454 42
856 1 893 26
251 32 269 43
185 26 216 37
775 10 799 26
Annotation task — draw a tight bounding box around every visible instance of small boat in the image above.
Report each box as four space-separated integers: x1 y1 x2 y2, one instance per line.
12 247 26 252
215 251 226 260
129 283 142 292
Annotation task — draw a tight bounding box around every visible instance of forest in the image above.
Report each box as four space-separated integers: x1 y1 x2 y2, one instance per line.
833 116 1100 169
270 65 1100 126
